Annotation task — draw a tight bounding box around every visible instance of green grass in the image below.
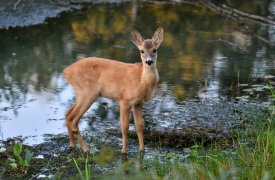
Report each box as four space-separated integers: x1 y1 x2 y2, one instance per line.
73 155 91 180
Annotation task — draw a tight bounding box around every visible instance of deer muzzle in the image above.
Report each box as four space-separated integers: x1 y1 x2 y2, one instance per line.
146 60 153 65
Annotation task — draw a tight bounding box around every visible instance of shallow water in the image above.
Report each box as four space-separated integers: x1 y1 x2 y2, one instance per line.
0 1 275 145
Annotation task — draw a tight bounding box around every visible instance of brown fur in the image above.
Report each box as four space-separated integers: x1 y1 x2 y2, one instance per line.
64 58 158 102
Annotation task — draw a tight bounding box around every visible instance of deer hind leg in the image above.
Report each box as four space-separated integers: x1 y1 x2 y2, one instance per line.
119 101 131 154
66 93 98 152
133 103 144 152
65 103 76 148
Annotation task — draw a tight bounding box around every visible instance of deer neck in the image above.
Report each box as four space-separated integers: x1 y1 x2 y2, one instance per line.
140 63 159 85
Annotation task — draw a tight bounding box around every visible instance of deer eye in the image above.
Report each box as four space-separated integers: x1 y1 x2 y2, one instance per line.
153 49 157 53
140 50 144 54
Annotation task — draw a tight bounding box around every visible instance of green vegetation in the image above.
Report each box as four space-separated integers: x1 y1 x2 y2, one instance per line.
73 155 91 180
9 143 34 174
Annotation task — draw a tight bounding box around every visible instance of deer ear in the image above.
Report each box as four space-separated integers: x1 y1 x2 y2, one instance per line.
131 29 144 47
152 27 164 48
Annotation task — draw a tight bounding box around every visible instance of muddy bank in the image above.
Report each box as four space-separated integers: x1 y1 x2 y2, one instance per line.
0 134 121 179
107 125 233 148
0 0 128 29
0 125 233 179
0 135 87 179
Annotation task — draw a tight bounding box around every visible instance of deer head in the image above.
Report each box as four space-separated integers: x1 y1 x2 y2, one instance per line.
131 27 164 67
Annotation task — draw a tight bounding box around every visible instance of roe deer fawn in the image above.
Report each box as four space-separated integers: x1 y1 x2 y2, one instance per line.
63 27 164 154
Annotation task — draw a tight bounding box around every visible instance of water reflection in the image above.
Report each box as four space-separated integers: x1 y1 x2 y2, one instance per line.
0 1 275 143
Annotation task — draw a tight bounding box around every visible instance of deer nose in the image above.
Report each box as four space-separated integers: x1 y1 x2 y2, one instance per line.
146 60 153 65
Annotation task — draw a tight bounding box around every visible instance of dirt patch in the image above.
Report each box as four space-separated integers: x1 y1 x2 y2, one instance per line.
106 125 233 148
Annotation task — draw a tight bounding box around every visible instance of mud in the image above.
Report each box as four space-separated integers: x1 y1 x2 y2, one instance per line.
0 134 115 179
107 125 233 148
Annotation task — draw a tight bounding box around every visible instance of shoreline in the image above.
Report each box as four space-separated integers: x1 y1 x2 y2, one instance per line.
0 0 128 29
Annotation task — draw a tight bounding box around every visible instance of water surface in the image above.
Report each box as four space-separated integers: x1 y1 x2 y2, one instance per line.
0 1 275 144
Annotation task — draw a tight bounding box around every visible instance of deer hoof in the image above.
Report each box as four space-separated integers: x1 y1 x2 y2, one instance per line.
72 130 79 135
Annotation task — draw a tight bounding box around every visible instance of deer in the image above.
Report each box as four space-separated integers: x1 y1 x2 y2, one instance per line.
63 27 164 154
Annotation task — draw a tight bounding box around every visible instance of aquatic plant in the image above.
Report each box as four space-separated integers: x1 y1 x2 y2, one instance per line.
9 142 34 174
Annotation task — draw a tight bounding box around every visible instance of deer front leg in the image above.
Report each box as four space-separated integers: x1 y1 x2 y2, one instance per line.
119 101 131 154
133 103 144 152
